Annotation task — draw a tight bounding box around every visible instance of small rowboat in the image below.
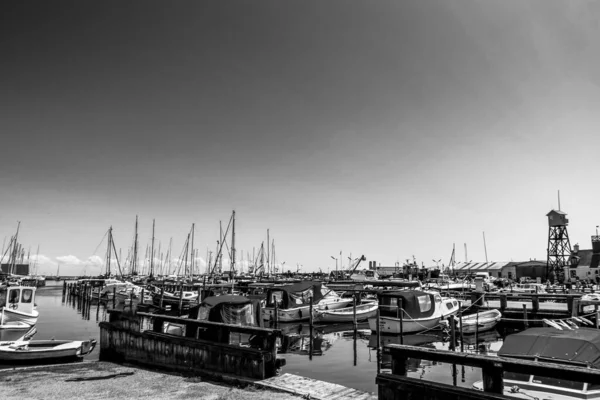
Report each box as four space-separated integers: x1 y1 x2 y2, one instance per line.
455 309 501 334
0 338 97 363
313 303 379 323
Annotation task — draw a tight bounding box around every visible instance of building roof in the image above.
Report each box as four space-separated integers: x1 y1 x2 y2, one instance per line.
453 261 512 271
546 209 567 216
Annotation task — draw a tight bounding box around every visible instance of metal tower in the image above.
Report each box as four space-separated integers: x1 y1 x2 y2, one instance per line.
546 209 571 283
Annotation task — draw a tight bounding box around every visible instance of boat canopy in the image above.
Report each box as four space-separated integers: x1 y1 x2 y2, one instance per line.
189 295 258 326
499 327 600 368
378 290 436 319
265 281 324 308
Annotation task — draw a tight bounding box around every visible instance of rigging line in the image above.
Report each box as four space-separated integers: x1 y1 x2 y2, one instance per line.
212 214 233 273
91 230 109 256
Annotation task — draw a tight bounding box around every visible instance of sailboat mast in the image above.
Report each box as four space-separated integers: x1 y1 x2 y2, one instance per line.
190 223 195 280
133 215 138 275
266 229 270 275
150 219 155 277
106 226 112 277
11 221 21 275
231 210 236 278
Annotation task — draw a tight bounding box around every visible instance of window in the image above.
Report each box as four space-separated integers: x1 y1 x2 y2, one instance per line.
532 376 583 391
504 372 530 382
21 289 33 303
417 295 432 313
8 289 19 304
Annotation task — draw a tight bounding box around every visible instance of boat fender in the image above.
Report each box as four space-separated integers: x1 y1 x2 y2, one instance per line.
579 317 594 326
566 320 579 329
557 320 573 330
543 319 562 330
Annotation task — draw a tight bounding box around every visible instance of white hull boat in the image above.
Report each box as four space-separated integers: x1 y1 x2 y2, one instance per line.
455 309 502 334
314 303 379 323
1 286 39 327
368 290 460 334
0 339 97 363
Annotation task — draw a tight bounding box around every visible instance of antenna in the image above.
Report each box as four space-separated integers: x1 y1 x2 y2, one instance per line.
483 231 489 265
558 190 561 211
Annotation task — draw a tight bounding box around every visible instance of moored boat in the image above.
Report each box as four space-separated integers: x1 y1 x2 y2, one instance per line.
473 327 600 399
0 286 39 326
368 290 460 334
313 302 379 323
263 281 353 322
455 309 502 334
0 338 97 363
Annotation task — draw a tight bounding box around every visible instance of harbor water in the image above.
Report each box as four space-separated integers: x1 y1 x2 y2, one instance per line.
4 281 511 393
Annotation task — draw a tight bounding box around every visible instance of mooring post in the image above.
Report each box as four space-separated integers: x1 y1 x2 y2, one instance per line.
96 291 100 321
112 287 116 309
399 298 404 344
450 316 456 351
596 304 599 329
500 294 507 313
352 295 357 329
273 295 279 329
160 287 164 309
475 309 480 350
62 280 67 296
522 304 528 328
309 296 314 361
178 284 184 316
482 364 504 394
376 308 381 374
532 295 540 313
459 310 464 352
130 290 134 311
140 289 144 305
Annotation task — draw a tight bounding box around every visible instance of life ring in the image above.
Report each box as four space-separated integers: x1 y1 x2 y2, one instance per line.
9 303 18 310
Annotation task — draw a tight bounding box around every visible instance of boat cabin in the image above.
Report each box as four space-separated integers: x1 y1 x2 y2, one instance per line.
0 286 36 315
265 281 325 309
378 290 438 319
497 327 600 398
189 295 262 326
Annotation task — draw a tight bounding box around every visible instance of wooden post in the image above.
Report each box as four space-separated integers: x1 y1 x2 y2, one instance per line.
522 304 528 329
62 280 67 296
141 289 145 305
450 316 456 351
572 299 579 318
391 354 408 376
595 304 599 329
273 295 279 329
399 298 404 344
531 295 539 313
376 308 381 374
197 286 202 305
130 290 134 311
482 365 504 394
112 287 116 309
475 309 479 350
160 287 164 309
178 284 184 316
96 291 100 321
500 294 507 313
352 295 357 329
309 296 314 361
459 310 464 352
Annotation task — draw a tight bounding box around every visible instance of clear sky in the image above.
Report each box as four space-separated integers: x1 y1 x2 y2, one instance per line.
1 0 600 276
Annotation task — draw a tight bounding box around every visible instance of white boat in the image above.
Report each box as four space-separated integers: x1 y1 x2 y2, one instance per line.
0 338 97 363
368 290 460 334
313 302 379 323
0 286 39 326
263 281 353 322
498 283 547 294
455 309 501 334
473 327 600 399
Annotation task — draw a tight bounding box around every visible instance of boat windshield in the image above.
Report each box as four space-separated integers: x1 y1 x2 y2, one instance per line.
531 375 584 391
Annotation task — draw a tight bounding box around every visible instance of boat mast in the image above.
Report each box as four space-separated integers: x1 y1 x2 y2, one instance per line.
11 221 21 275
231 210 235 279
106 226 112 277
133 215 138 275
190 223 195 280
150 219 155 277
266 229 270 275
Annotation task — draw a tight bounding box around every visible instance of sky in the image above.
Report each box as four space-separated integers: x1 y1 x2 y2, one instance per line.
1 0 600 276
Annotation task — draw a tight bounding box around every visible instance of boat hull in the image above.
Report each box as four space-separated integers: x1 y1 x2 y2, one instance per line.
263 298 354 322
368 315 443 334
1 308 39 326
0 339 97 363
457 310 502 334
314 304 379 323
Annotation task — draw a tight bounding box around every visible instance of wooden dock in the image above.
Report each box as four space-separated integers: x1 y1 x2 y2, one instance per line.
256 373 376 400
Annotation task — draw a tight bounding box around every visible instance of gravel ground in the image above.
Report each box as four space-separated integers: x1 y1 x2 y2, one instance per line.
0 361 303 400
